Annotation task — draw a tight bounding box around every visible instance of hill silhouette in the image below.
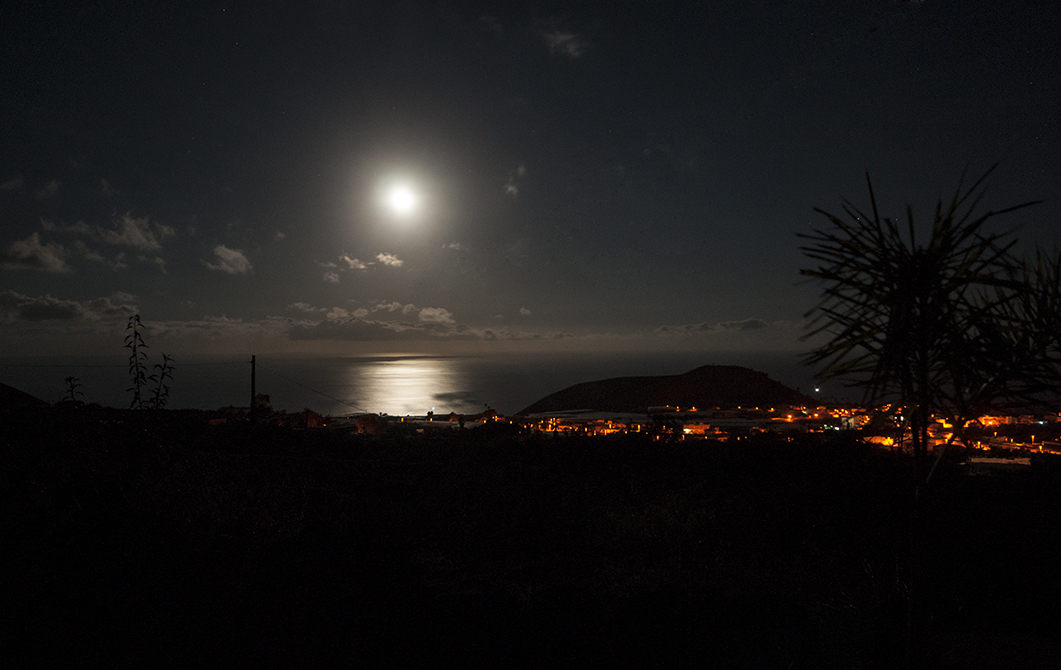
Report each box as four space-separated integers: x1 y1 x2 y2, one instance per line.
517 365 813 415
0 381 48 409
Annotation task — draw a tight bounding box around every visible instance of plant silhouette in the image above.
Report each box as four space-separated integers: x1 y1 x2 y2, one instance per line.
125 315 149 409
799 166 1055 471
148 353 176 410
799 166 1061 668
63 376 83 404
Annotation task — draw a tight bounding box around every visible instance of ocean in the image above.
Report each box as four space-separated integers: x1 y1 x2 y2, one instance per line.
0 350 838 416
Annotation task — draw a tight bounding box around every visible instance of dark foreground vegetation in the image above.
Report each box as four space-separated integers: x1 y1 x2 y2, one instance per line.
3 408 1061 668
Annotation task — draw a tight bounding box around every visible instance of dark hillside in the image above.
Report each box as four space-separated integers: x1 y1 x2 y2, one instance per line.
3 407 1060 667
0 381 48 408
518 364 814 414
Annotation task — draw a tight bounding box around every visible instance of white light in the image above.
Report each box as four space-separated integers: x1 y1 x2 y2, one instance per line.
386 186 417 215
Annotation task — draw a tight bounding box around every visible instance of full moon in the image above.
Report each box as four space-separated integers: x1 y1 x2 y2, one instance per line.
385 185 418 215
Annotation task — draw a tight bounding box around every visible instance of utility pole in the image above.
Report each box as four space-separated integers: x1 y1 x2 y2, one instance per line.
250 354 256 416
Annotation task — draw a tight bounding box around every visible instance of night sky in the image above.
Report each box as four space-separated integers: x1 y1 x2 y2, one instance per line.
3 0 1060 357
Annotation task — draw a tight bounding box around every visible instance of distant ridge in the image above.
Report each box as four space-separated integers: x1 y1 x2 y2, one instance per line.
517 365 813 415
0 381 49 409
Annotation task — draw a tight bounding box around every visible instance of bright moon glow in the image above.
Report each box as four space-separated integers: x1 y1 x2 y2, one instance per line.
385 186 418 215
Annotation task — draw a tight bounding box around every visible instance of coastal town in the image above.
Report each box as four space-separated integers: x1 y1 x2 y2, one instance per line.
321 402 1061 460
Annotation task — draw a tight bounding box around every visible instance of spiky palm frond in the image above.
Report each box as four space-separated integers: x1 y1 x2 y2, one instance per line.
800 167 1037 413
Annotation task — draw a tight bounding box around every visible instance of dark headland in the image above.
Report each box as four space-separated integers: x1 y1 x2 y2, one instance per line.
518 364 814 415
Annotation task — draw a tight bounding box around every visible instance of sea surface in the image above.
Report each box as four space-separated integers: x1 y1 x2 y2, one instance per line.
0 351 837 416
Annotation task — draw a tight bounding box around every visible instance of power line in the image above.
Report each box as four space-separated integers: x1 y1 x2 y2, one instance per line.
0 360 247 369
2 357 369 415
166 361 248 367
255 361 368 414
0 363 124 368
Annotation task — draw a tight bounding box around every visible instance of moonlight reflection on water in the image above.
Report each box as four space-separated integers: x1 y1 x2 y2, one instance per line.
342 357 477 416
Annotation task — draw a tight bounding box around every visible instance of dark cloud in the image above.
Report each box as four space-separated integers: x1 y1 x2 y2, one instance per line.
288 302 325 313
100 214 173 252
1 176 25 192
0 290 137 322
542 30 586 57
288 314 569 343
34 213 173 270
288 317 431 342
655 318 792 335
718 319 770 331
2 233 69 272
33 179 59 200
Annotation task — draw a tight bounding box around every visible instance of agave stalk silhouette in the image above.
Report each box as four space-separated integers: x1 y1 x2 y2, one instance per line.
63 376 84 404
124 314 149 410
148 353 176 410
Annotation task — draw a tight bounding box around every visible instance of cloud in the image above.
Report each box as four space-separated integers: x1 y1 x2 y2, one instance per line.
0 290 137 322
719 318 770 331
290 302 370 319
1 176 24 192
520 307 532 316
40 218 93 235
288 316 571 343
74 240 105 263
2 233 69 271
418 307 455 324
375 252 403 267
374 301 417 314
43 213 174 266
654 318 799 337
145 315 293 342
288 318 425 342
543 31 586 57
504 163 526 198
206 245 252 274
274 231 286 241
443 242 466 251
83 294 140 319
286 304 571 343
101 213 173 251
323 271 340 283
288 302 326 313
0 291 80 320
341 254 367 270
34 179 59 200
